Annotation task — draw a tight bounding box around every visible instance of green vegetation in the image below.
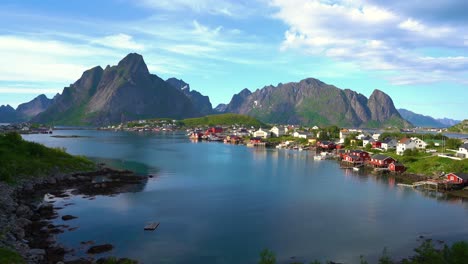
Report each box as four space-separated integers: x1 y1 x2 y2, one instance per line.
379 150 468 176
258 240 468 264
0 248 25 264
447 120 468 134
181 113 267 128
0 132 95 184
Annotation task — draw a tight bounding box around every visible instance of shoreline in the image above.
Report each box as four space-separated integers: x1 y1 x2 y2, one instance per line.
0 166 149 263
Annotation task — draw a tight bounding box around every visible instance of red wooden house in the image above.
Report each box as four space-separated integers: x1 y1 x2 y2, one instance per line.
372 141 382 149
389 162 405 173
205 127 223 135
318 141 336 149
343 154 363 164
369 154 396 167
349 150 371 161
446 173 468 185
250 137 263 144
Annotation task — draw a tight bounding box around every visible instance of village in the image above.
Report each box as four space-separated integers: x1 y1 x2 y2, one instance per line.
186 124 468 192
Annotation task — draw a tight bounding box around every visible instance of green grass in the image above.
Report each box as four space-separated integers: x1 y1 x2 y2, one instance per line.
181 113 267 128
380 150 468 176
0 248 25 264
0 132 96 184
447 119 468 133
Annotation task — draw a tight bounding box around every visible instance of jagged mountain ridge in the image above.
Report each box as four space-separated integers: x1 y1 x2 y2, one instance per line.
16 94 54 119
222 78 411 128
166 78 213 116
33 53 199 125
0 105 23 123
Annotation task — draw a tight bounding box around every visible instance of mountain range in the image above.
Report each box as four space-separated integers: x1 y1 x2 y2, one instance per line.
398 109 460 128
0 53 459 128
218 78 411 128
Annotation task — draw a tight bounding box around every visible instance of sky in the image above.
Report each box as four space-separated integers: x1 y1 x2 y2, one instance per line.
0 0 466 120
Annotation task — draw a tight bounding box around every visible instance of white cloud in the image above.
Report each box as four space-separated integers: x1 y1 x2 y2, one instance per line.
137 0 254 17
269 0 468 85
92 33 144 50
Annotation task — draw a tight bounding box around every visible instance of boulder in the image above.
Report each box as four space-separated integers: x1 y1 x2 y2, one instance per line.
86 244 113 254
61 215 78 221
16 205 33 218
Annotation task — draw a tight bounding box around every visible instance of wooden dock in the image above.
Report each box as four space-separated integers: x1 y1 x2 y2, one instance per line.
144 222 160 231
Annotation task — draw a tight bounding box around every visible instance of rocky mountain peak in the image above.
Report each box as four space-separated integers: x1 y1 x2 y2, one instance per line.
166 78 190 92
16 94 53 118
116 53 149 76
367 89 400 122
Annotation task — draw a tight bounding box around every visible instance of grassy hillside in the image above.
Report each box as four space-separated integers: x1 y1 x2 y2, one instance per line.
181 113 267 128
447 119 468 133
0 132 95 184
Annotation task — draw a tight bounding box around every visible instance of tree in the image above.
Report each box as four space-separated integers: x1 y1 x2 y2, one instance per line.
258 249 276 264
446 138 462 149
365 143 372 151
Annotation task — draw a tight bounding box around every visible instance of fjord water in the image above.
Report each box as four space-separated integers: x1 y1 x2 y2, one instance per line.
24 131 468 263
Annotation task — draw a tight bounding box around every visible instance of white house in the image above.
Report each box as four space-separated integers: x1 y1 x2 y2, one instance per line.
456 143 468 158
381 138 397 151
372 133 381 141
410 137 428 149
292 131 308 139
269 126 285 137
312 125 319 130
396 138 416 155
356 133 370 140
253 128 269 138
362 136 375 147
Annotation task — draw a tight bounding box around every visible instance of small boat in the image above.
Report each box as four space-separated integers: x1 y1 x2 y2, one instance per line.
353 167 360 171
144 222 160 231
314 155 324 160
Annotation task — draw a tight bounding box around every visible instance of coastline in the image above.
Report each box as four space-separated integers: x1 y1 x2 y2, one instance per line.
0 166 148 263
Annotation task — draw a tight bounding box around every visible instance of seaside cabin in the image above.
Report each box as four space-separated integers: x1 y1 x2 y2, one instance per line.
205 127 223 135
250 137 263 144
446 173 468 185
253 128 269 138
318 141 336 150
389 162 405 173
337 149 347 159
224 135 241 144
370 154 396 167
349 150 371 161
343 154 363 164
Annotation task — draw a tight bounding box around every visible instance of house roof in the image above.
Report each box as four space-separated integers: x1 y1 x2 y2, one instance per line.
460 143 468 150
382 138 395 144
371 154 393 161
391 162 404 167
399 137 411 144
350 150 368 154
451 173 468 180
348 154 361 160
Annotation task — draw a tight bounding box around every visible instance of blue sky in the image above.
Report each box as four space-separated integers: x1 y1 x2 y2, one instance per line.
0 0 466 120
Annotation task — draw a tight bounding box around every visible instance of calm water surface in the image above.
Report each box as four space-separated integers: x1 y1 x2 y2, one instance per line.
23 130 468 263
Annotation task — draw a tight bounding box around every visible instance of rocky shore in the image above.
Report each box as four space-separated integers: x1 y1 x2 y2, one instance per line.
0 166 149 264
